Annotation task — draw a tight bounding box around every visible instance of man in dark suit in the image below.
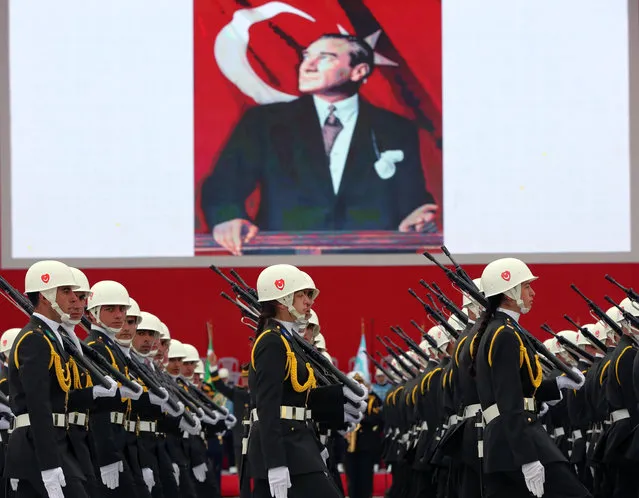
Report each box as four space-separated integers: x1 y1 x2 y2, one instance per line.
201 33 438 255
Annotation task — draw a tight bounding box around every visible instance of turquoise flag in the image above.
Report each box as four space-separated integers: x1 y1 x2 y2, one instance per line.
353 333 370 384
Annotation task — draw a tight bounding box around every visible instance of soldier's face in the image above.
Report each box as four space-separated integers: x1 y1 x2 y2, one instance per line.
118 316 138 341
133 329 158 354
299 38 366 95
292 290 312 316
100 305 127 330
167 357 183 375
181 360 197 378
70 291 88 321
55 286 78 314
520 282 535 311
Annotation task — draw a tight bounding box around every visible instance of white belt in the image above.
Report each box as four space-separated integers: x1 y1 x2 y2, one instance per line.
110 412 125 425
126 421 137 433
242 420 251 426
14 413 66 429
572 429 583 440
610 408 630 423
139 421 157 432
483 398 536 425
251 406 312 422
447 414 459 426
421 421 428 431
67 412 88 426
553 427 565 437
463 404 482 419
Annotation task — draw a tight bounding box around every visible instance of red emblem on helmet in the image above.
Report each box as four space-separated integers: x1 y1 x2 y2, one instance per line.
2 340 6 347
501 271 511 281
41 273 50 284
274 279 285 290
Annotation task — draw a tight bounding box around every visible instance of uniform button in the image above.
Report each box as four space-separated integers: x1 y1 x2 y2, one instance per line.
527 418 532 423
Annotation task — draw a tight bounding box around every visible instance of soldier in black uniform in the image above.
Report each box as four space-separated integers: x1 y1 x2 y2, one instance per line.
248 264 367 498
0 328 19 498
343 372 383 498
473 258 590 498
84 280 147 498
6 260 94 498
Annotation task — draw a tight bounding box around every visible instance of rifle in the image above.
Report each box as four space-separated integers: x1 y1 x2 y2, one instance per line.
603 296 639 345
409 320 441 352
408 289 460 340
211 267 366 397
441 245 475 287
540 324 595 363
390 326 432 363
423 252 582 383
384 334 424 371
376 336 416 378
375 352 407 382
563 314 607 353
363 351 397 386
605 274 639 304
424 281 469 326
570 285 623 339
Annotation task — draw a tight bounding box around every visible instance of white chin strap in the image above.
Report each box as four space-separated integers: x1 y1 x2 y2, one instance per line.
40 289 72 323
276 294 308 327
89 307 123 336
115 338 133 347
504 284 530 314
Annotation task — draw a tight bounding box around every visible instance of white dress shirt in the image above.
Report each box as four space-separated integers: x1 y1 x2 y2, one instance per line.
313 94 359 195
32 312 65 350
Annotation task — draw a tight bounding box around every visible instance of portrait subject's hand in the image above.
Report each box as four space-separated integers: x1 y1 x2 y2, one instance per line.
398 204 438 232
213 219 259 256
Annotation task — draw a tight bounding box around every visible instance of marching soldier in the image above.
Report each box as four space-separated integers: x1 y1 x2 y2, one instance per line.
6 260 91 498
473 258 590 498
248 264 366 498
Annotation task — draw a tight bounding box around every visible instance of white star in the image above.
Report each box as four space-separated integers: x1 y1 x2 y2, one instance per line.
337 25 399 67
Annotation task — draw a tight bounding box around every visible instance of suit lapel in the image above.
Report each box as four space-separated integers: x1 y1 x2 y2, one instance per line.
31 316 69 362
292 96 335 200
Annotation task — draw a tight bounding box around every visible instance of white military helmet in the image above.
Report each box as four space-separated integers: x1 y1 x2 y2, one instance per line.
159 322 171 340
194 360 205 375
127 298 143 325
314 332 327 351
620 298 639 318
182 344 200 363
427 325 451 352
481 258 537 313
87 281 130 334
24 260 78 294
448 314 465 332
25 260 79 324
256 264 316 320
557 330 579 345
219 367 229 379
321 351 334 364
575 324 598 346
299 271 320 300
0 328 21 355
375 368 385 377
168 339 186 359
419 338 436 357
462 278 483 308
68 267 91 293
135 311 162 357
308 309 320 337
543 338 563 355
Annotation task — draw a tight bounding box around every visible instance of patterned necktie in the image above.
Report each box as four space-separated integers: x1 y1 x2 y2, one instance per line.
322 105 343 156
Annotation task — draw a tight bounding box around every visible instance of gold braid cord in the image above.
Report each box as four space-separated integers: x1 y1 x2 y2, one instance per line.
280 336 317 393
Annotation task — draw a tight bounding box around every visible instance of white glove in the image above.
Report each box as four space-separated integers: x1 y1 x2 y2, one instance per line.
0 403 12 414
119 381 144 401
41 467 66 498
192 463 208 483
320 447 329 467
179 414 202 435
343 384 368 404
556 368 586 391
344 399 367 417
141 468 155 492
92 376 118 399
172 463 180 485
521 461 545 497
344 410 363 426
267 466 291 498
100 461 123 489
0 418 11 430
538 402 549 418
197 407 221 426
9 479 18 491
225 413 237 430
149 387 170 407
163 400 185 417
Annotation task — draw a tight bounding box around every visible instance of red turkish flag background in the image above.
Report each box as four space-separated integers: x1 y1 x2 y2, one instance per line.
193 0 442 233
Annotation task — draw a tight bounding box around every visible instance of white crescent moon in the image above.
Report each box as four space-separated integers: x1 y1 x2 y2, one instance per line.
214 1 315 104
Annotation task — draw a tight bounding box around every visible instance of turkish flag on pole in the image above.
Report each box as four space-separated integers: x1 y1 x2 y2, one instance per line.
194 0 442 231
